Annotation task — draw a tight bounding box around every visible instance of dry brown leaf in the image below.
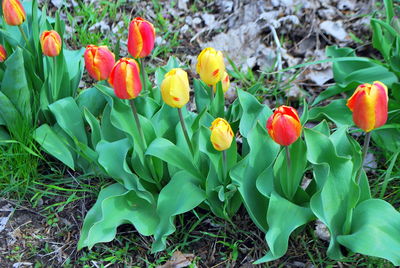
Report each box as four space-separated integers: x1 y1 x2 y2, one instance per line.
156 251 195 268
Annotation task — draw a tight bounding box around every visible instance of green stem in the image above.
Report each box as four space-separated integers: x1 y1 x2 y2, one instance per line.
139 58 147 92
210 85 214 102
52 57 57 101
178 108 194 156
18 25 29 46
222 150 228 183
356 132 371 184
285 146 291 171
379 151 399 199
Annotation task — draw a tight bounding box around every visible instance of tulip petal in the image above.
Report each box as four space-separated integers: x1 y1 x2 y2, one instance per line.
352 90 375 132
138 21 155 58
372 81 388 129
128 21 143 58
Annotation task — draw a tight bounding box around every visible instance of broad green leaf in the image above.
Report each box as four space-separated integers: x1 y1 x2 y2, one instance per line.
151 103 180 141
84 108 102 148
309 100 353 127
49 97 88 145
96 139 154 204
337 199 400 266
304 128 359 259
210 82 224 118
77 87 107 117
151 171 206 252
255 192 313 264
237 89 271 137
146 138 202 180
193 79 212 113
78 183 158 250
231 123 280 232
33 124 75 169
0 91 22 132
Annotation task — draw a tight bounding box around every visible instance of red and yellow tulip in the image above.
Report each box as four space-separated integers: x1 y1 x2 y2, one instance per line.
127 17 156 58
2 0 25 26
196 47 225 86
267 106 301 146
161 68 190 108
210 118 234 151
0 45 7 62
84 45 115 81
40 30 62 57
108 58 142 99
213 71 230 93
346 81 388 132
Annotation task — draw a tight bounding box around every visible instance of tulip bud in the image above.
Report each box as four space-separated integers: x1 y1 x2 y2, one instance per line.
108 58 142 99
346 81 388 132
40 30 62 57
161 68 190 108
213 71 230 93
0 45 7 62
2 0 26 26
210 118 234 151
267 106 301 146
196 47 225 86
127 17 156 58
84 45 115 81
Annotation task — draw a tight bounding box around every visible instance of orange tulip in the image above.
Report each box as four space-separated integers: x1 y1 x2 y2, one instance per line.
108 58 142 99
2 0 26 26
267 106 301 146
127 17 156 58
0 45 7 62
84 45 115 81
346 81 388 132
40 30 62 57
210 118 234 151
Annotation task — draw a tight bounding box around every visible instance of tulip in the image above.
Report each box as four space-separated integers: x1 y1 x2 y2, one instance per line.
0 45 7 62
267 105 301 146
196 47 225 86
346 81 388 132
2 0 26 26
84 45 115 81
213 71 230 93
210 118 234 151
161 68 190 108
127 17 156 58
108 58 142 99
40 30 62 57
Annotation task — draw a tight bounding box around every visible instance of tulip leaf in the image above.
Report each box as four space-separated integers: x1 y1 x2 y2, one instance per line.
146 138 202 180
78 183 158 250
0 91 23 134
77 87 107 117
194 79 212 113
237 89 271 138
309 99 353 127
210 82 224 118
49 97 88 145
255 192 314 264
33 124 75 169
231 123 280 232
152 171 206 252
337 199 400 266
96 139 154 204
151 103 180 142
304 128 360 259
83 108 102 148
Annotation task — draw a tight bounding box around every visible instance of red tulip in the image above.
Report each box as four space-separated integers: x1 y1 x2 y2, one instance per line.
267 106 301 146
2 0 26 26
108 58 142 99
346 81 388 132
0 45 7 62
40 30 62 57
84 45 115 81
127 17 156 58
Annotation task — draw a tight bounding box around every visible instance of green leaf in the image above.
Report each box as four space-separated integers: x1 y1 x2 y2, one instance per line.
237 89 271 138
49 97 88 145
309 100 353 127
78 183 158 250
337 199 400 266
151 103 180 141
151 171 206 252
146 138 202 180
77 87 107 117
84 108 102 148
210 82 224 118
33 124 75 169
255 192 313 264
193 79 212 113
304 128 359 259
231 123 280 232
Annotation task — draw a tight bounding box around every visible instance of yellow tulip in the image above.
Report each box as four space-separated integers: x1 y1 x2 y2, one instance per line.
161 68 190 108
210 118 234 151
196 47 225 86
213 71 230 93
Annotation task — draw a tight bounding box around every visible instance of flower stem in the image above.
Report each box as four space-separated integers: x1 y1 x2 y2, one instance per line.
210 85 214 102
356 132 371 184
222 150 228 183
285 145 291 171
139 58 147 93
18 25 29 46
178 108 194 156
379 151 399 199
52 57 57 101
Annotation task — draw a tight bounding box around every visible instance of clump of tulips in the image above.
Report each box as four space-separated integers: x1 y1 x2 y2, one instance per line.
2 0 400 266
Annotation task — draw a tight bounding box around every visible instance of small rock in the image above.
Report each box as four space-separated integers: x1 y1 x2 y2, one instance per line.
180 24 190 34
177 0 189 10
337 0 356 10
201 13 216 27
320 20 349 42
315 220 330 241
192 17 202 26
